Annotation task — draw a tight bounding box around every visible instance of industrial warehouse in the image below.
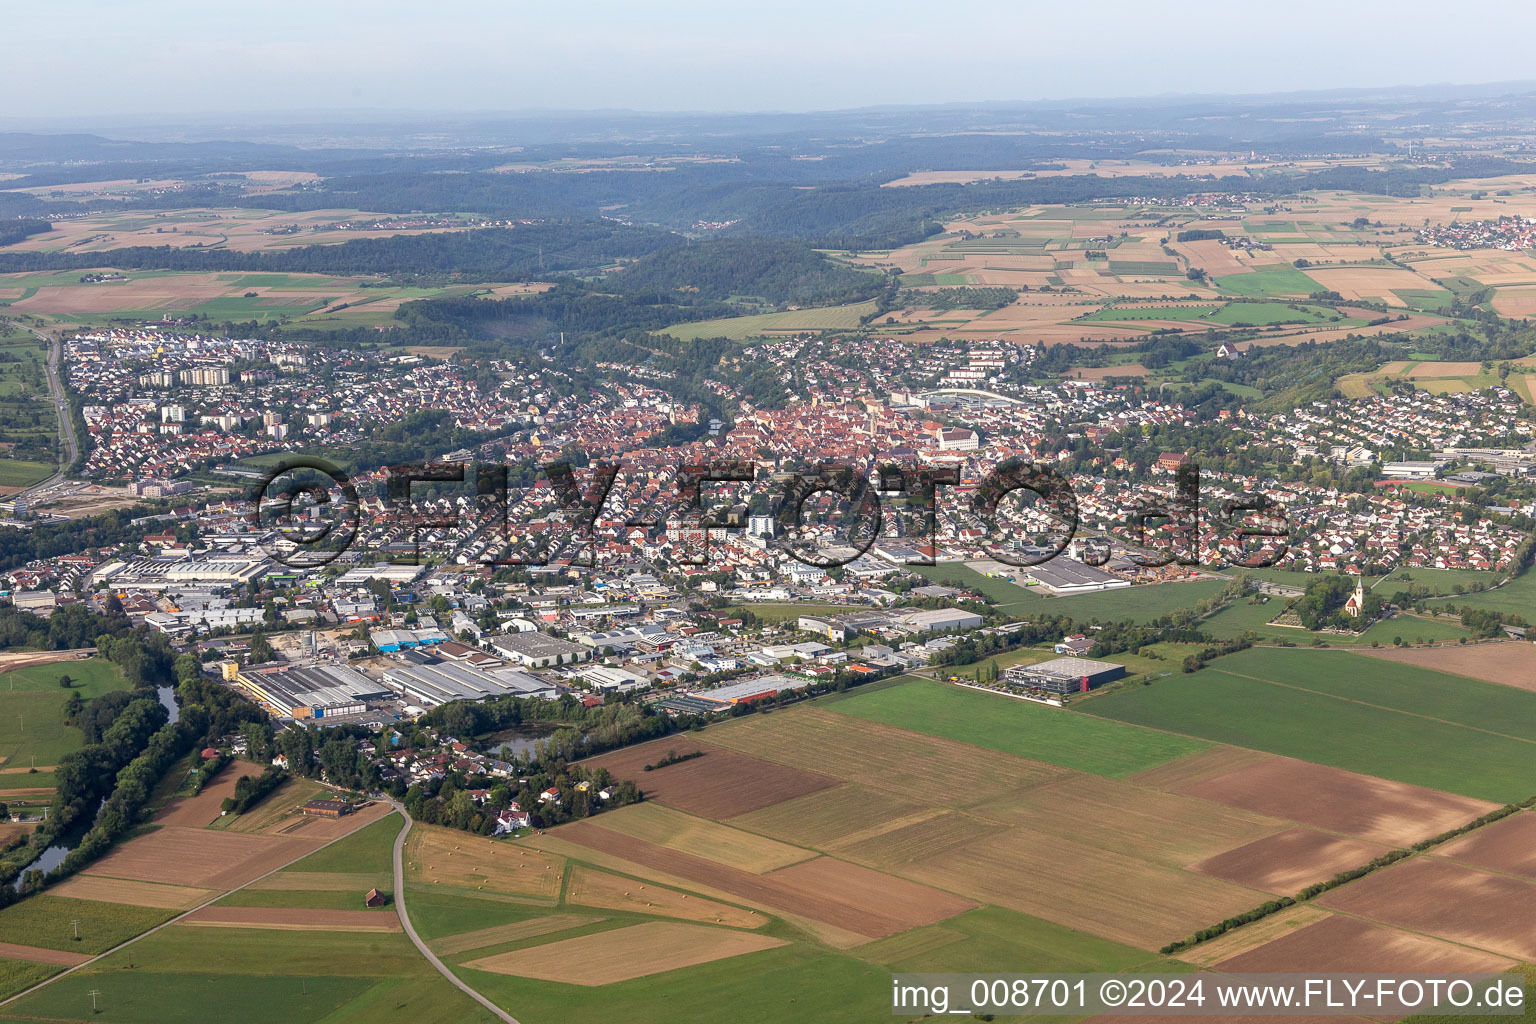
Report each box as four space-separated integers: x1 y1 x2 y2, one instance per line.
383 658 557 708
237 663 393 719
1001 656 1126 694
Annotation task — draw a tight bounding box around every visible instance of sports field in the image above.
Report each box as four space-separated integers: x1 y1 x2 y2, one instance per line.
0 657 126 775
1083 647 1536 802
826 676 1206 777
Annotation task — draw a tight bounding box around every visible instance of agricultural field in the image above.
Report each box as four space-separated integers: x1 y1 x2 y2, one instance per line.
0 205 485 255
1361 641 1536 692
0 924 486 1024
825 676 1207 777
0 657 126 780
912 562 1227 622
0 268 545 331
1198 594 1474 646
1083 646 1536 802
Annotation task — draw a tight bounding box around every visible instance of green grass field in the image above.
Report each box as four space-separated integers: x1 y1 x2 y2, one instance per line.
1082 305 1220 321
1199 598 1472 646
1205 302 1360 327
282 812 400 874
0 895 175 954
1083 647 1536 802
0 958 61 1002
1213 266 1322 298
1109 260 1180 276
657 301 878 341
718 602 851 624
3 920 485 1024
0 459 53 488
0 658 128 771
825 676 1208 777
1051 579 1228 624
911 564 1227 624
1425 572 1536 618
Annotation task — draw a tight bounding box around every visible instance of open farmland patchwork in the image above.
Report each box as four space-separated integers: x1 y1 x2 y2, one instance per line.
551 821 975 941
1189 827 1390 893
1214 913 1515 974
564 866 767 928
462 921 789 986
81 827 323 890
1170 755 1496 846
582 739 839 818
1083 646 1536 802
404 825 564 900
1317 857 1536 962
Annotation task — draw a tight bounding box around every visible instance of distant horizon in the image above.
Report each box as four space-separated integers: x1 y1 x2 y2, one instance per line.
3 77 1536 141
8 0 1536 120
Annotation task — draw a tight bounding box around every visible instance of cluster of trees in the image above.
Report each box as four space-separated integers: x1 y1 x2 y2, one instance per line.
221 767 286 815
1289 575 1379 631
1458 606 1529 638
607 238 885 307
1175 228 1225 242
0 219 49 247
1180 635 1255 674
401 760 640 834
1 684 169 894
422 692 690 766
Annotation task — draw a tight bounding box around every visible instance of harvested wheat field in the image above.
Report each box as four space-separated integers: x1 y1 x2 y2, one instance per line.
405 824 563 901
1318 857 1536 961
1174 755 1495 846
1130 745 1275 791
582 738 839 819
0 941 91 967
553 821 965 941
463 921 787 986
702 707 1071 806
433 914 601 956
267 799 394 840
178 906 399 932
764 857 976 932
153 759 269 827
728 783 927 850
218 776 326 833
1172 904 1333 968
1435 811 1536 879
1216 913 1515 974
82 826 320 889
592 802 813 873
1360 642 1536 691
975 772 1285 869
1189 827 1389 893
892 825 1263 950
247 871 384 892
566 866 767 928
49 875 216 909
1401 360 1487 378
834 810 1003 868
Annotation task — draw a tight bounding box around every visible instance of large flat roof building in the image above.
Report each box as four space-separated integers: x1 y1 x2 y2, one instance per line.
383 659 557 707
1002 656 1125 694
486 632 591 668
239 663 392 719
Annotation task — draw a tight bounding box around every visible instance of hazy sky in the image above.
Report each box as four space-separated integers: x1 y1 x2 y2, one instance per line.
8 0 1536 120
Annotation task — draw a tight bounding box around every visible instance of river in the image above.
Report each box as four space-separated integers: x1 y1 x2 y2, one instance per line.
10 685 180 888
